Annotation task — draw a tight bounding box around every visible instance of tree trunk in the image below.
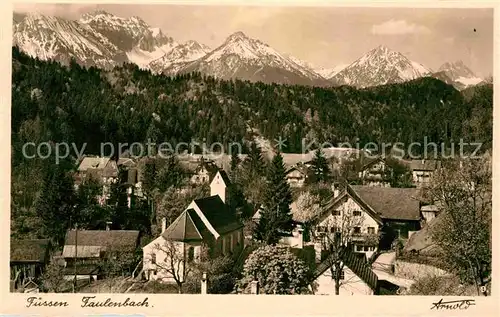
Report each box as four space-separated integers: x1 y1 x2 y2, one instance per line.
177 283 183 294
335 279 340 295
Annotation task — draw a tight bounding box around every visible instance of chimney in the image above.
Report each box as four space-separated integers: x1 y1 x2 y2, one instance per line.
296 224 304 249
201 272 208 294
161 217 167 233
106 221 112 231
332 182 340 198
250 280 259 294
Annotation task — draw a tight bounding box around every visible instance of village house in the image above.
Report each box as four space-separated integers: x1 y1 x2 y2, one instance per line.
61 226 140 281
188 157 219 185
286 166 308 188
409 159 441 188
358 157 392 187
311 185 383 260
75 156 141 206
310 184 422 259
313 245 379 295
349 185 422 248
10 239 51 292
142 170 244 283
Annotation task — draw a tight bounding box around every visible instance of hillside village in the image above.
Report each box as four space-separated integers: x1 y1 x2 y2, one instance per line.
10 144 492 295
10 7 493 297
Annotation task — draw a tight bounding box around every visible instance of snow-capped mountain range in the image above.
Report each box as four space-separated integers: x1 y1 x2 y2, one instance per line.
435 61 484 89
170 31 331 86
12 10 485 89
331 45 432 88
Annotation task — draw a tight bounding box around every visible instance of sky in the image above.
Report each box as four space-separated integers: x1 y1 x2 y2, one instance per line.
13 3 494 77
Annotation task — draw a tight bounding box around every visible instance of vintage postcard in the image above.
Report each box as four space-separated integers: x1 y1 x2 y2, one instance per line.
1 0 498 316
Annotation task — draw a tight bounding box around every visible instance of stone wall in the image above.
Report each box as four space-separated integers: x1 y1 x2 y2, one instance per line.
394 260 448 281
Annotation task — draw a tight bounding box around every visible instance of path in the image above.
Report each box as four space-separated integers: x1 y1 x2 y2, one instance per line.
372 252 415 289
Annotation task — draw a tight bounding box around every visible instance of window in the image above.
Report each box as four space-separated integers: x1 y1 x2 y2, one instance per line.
330 227 336 233
151 253 156 265
332 210 340 216
367 227 375 235
353 210 362 217
188 247 194 262
355 244 361 252
353 227 361 234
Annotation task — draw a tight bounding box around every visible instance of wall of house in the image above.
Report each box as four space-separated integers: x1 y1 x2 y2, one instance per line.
287 171 305 188
210 172 227 203
394 260 448 281
142 236 202 283
314 266 374 295
412 170 433 186
316 197 380 257
191 169 210 184
214 229 244 258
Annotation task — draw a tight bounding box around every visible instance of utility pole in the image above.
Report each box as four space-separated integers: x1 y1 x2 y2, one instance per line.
73 223 78 293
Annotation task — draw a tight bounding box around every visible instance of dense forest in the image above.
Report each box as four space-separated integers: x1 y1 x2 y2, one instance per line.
11 46 493 244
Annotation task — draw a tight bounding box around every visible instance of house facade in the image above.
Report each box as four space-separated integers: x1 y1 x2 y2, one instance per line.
310 184 423 257
409 160 441 188
349 185 422 249
312 185 383 260
189 158 219 185
359 157 391 187
286 167 307 188
143 170 244 283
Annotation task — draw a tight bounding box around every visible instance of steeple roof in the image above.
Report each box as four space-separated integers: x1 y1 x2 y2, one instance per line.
162 209 210 242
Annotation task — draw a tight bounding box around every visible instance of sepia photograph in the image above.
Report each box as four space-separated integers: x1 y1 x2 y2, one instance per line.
7 0 494 305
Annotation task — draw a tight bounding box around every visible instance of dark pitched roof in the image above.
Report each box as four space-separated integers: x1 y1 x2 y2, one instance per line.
194 195 243 235
162 209 211 242
361 157 386 171
64 230 139 252
314 247 378 291
350 185 421 221
409 160 441 171
10 239 51 263
63 263 101 276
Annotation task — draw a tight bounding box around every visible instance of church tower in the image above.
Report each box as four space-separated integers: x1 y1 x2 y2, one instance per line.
210 170 231 204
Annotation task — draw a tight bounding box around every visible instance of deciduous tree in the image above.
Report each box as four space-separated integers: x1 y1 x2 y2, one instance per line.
236 244 312 294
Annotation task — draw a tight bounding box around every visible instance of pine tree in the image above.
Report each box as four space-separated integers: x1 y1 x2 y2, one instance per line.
310 147 331 183
229 149 241 180
243 142 265 177
36 163 77 246
254 152 294 244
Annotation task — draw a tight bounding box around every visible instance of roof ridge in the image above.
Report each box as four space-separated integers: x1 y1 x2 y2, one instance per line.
346 185 384 225
185 209 204 240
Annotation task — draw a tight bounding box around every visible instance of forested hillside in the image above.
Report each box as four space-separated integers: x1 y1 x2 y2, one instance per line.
12 46 492 159
11 46 493 243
